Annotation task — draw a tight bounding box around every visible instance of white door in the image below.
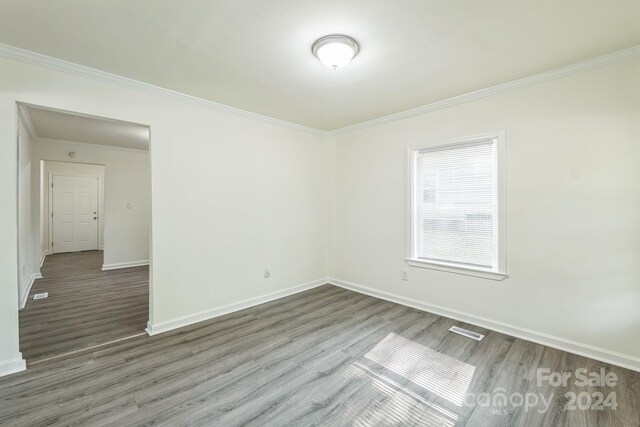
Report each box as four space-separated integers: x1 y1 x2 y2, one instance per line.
52 175 99 253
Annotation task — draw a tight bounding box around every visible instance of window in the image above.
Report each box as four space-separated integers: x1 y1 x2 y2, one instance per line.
407 133 506 280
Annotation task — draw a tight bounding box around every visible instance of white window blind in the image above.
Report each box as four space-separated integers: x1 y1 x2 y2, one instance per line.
413 138 498 271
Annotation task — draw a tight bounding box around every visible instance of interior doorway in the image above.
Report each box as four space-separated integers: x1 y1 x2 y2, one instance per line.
16 102 152 364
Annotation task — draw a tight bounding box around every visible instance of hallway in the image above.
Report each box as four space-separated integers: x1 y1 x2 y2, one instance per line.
19 251 149 362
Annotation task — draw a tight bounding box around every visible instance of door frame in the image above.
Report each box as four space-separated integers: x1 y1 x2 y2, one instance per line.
14 101 153 374
48 173 102 254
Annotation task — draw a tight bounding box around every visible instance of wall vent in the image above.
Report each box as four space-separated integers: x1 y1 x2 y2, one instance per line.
449 326 484 341
33 292 49 300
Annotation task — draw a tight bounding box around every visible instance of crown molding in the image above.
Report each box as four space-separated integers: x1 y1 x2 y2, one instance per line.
0 43 325 136
1 42 638 137
327 45 640 136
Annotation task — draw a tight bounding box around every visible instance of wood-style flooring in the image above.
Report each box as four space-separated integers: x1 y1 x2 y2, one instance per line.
19 251 148 362
3 258 639 425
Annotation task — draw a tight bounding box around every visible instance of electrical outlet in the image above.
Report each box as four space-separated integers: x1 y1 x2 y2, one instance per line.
401 270 408 281
264 269 271 279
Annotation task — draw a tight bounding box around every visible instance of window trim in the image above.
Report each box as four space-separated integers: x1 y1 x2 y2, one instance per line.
406 131 507 281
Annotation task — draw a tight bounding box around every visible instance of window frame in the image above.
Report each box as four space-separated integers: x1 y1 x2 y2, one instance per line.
406 131 507 281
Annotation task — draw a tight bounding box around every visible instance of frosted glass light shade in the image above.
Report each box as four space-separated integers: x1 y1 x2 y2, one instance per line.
312 35 359 70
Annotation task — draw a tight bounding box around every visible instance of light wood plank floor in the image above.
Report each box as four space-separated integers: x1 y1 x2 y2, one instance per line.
4 276 639 425
19 251 148 362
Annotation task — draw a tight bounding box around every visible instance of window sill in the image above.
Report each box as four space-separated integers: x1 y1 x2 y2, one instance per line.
405 258 507 281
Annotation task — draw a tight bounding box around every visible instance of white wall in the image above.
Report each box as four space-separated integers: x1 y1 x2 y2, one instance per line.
2 48 637 376
331 59 640 362
37 145 148 269
0 55 330 372
17 118 40 309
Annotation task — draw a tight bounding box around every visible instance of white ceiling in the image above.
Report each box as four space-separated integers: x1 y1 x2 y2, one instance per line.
2 1 639 130
24 106 150 151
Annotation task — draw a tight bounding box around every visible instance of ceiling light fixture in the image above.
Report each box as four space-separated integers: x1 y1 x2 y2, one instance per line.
312 35 359 71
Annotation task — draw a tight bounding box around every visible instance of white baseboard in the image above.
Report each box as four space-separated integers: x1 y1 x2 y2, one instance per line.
0 354 26 378
40 250 48 267
146 278 329 336
20 272 43 310
101 260 149 271
328 277 640 373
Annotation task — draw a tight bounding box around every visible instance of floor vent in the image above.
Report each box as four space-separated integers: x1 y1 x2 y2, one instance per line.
449 326 484 341
33 292 49 300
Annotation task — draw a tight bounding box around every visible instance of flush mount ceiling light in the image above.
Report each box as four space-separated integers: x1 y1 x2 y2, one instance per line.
312 35 359 71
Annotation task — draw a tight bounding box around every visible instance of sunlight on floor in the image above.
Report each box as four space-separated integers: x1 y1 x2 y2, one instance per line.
338 332 476 426
344 361 459 426
364 332 475 406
